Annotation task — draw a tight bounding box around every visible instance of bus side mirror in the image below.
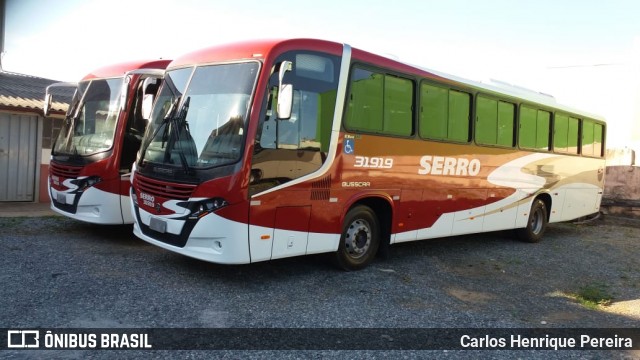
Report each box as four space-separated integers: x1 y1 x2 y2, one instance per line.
277 61 293 119
120 75 131 112
141 77 159 120
44 82 78 118
43 93 52 117
141 95 154 120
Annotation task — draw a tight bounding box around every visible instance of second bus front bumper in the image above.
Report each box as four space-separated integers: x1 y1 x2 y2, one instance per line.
130 193 251 264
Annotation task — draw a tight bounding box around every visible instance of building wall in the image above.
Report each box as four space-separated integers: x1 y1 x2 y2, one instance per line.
604 166 640 200
0 107 63 202
603 148 640 217
0 110 41 202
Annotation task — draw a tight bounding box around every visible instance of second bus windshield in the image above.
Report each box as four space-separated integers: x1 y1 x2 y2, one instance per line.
53 78 124 157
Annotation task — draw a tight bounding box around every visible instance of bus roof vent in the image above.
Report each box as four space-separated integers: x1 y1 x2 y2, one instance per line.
484 79 556 102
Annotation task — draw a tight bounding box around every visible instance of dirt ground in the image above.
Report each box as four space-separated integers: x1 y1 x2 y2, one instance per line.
569 216 640 320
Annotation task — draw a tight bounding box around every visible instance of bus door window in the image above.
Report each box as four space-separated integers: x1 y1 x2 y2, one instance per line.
250 51 340 195
120 77 161 173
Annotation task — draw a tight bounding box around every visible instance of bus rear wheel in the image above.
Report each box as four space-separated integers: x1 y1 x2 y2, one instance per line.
517 199 548 243
335 205 380 271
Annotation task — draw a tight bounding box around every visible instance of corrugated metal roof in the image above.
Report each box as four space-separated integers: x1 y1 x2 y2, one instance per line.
0 71 71 114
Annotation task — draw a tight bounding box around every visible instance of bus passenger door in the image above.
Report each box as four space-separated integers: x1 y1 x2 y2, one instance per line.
248 51 341 262
248 203 311 262
119 76 162 223
271 206 311 259
248 201 275 262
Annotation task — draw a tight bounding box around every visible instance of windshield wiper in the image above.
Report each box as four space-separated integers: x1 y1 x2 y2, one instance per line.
161 96 182 148
146 95 194 176
168 97 193 175
138 96 181 163
71 145 81 159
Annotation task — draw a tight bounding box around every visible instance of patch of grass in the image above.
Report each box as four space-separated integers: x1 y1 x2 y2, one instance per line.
571 283 613 310
507 258 523 265
0 218 22 229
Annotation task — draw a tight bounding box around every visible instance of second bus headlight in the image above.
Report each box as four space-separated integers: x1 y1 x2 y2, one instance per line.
189 198 229 219
76 176 102 191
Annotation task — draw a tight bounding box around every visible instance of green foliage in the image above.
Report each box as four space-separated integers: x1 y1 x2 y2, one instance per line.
572 283 613 309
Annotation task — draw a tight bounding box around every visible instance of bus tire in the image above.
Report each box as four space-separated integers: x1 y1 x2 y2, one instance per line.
335 205 380 271
517 199 548 243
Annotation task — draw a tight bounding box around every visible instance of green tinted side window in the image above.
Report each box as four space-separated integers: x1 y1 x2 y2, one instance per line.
519 106 549 151
420 83 470 142
345 67 413 136
580 119 604 157
568 117 579 154
519 106 537 148
384 76 413 136
582 120 595 156
318 89 337 152
554 113 569 152
449 90 470 142
346 68 383 132
536 110 550 150
497 101 515 147
420 83 448 139
475 96 497 145
594 123 603 157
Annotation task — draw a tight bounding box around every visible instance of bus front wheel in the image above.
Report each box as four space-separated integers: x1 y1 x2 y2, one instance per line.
517 199 548 243
335 205 380 271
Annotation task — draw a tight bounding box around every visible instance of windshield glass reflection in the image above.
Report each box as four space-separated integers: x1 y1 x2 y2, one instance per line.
139 62 259 170
53 78 124 156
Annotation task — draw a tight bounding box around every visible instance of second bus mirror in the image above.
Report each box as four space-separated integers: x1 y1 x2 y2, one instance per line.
43 93 52 117
120 76 131 112
141 77 159 120
141 95 154 121
277 61 293 119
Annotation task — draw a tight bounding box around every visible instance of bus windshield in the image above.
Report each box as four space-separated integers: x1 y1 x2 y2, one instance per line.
53 78 124 156
139 61 259 170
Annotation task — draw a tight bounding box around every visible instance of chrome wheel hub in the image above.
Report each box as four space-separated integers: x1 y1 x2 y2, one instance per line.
345 219 371 259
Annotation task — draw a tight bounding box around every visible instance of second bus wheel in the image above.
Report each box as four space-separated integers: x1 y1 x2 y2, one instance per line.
335 205 380 271
516 199 548 243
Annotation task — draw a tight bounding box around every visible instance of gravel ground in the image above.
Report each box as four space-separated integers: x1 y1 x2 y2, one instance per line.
0 214 638 359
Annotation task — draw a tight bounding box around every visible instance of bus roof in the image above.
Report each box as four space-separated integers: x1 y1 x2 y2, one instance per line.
168 38 605 122
82 59 172 81
169 38 344 69
411 65 606 122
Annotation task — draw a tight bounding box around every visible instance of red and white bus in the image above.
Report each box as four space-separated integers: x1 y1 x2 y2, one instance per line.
129 39 605 270
46 59 170 224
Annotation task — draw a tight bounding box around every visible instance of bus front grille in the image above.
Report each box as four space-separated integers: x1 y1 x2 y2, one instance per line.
50 162 83 179
135 174 196 201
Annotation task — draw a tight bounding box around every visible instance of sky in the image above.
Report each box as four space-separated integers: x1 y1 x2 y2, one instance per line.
3 0 640 148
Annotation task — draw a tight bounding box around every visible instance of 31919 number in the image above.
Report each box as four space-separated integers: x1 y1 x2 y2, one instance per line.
354 156 393 169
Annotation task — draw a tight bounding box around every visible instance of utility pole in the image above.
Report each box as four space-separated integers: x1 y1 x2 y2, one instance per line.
0 0 5 71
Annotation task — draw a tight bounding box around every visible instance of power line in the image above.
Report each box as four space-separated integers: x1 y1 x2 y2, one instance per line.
547 63 630 69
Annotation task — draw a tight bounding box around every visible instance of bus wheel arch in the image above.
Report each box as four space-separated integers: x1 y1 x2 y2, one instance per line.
335 197 392 270
517 193 551 243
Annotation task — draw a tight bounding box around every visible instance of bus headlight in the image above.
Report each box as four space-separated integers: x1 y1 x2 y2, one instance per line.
76 176 102 191
189 198 229 219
